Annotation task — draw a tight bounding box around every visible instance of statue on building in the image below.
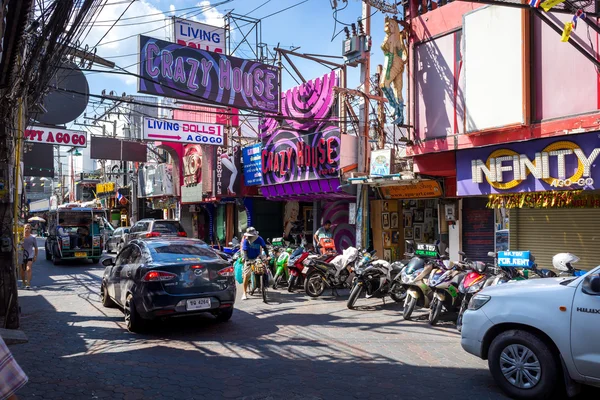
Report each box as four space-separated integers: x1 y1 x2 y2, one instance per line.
380 16 409 126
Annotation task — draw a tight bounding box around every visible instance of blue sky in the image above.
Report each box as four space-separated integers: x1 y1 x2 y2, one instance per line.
80 0 396 117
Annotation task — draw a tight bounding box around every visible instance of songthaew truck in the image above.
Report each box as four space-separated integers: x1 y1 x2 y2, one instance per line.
45 203 110 264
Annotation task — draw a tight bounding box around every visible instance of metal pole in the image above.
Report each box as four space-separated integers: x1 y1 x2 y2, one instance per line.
356 1 371 250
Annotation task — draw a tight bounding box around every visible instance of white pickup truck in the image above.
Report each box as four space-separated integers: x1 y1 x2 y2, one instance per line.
461 267 600 399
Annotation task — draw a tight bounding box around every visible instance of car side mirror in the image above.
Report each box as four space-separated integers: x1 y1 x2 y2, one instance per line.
582 274 600 296
102 258 115 267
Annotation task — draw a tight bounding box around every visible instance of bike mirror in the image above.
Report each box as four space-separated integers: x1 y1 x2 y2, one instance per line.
487 251 497 258
458 251 466 256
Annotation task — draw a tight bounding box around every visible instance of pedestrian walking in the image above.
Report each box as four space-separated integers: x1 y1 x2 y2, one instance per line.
21 224 38 290
0 336 28 400
241 227 268 300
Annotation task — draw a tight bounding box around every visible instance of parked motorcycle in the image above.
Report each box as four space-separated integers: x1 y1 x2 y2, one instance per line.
272 247 292 289
288 245 336 292
456 259 493 331
553 252 586 277
347 251 407 309
427 258 467 326
401 243 447 320
304 246 359 297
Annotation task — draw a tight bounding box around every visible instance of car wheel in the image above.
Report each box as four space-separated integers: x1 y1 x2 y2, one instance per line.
488 330 559 399
125 295 145 333
100 282 116 308
215 307 233 322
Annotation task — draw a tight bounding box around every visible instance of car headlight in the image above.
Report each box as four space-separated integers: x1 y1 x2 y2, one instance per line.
468 294 491 310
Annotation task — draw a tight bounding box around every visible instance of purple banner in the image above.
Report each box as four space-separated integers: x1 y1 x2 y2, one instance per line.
138 35 280 113
457 131 600 196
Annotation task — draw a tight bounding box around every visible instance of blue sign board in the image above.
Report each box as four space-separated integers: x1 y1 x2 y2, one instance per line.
497 251 532 268
242 144 263 186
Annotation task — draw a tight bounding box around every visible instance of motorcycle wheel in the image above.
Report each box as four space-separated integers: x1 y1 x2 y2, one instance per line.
347 284 363 309
261 275 267 303
456 297 468 332
288 275 297 292
428 297 443 326
272 272 280 289
389 282 407 303
305 271 326 298
403 294 417 320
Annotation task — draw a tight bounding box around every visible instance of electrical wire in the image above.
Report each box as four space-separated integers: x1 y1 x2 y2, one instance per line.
93 0 134 47
94 0 233 47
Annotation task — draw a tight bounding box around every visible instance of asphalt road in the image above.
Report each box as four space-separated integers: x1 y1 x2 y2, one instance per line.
7 240 591 399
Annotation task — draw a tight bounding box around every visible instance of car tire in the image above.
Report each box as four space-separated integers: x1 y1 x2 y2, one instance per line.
101 282 116 308
488 330 560 399
125 295 145 333
215 307 233 322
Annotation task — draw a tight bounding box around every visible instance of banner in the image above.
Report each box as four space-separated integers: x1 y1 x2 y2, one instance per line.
214 146 242 197
242 143 263 186
143 117 224 145
457 131 600 196
173 18 225 53
24 126 87 147
138 35 280 113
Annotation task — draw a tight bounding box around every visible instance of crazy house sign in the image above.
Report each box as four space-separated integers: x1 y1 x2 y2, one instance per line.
138 36 279 113
260 71 340 185
457 132 600 196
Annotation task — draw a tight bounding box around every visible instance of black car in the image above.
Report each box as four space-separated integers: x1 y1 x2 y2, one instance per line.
100 238 236 332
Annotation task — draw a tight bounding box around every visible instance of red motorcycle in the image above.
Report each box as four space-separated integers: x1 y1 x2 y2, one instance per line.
287 246 336 292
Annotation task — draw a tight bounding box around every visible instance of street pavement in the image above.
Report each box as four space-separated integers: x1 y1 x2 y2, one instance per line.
6 240 592 399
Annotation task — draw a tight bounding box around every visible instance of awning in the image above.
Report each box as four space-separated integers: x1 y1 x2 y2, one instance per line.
260 178 355 201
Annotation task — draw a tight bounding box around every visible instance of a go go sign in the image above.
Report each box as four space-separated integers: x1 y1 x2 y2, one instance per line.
24 126 87 147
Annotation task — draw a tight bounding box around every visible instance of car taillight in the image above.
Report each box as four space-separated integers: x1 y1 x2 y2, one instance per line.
218 266 234 277
178 232 187 237
142 270 177 282
146 232 161 238
190 265 203 270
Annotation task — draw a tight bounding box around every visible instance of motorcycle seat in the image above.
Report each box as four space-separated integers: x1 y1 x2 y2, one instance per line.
314 260 336 269
391 264 404 273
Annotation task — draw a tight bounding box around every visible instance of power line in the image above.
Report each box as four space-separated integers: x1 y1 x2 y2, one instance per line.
93 0 136 47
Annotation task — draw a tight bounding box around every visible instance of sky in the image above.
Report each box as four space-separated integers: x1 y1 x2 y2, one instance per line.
76 0 397 121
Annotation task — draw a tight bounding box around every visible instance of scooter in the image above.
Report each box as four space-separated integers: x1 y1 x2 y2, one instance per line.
401 257 436 320
456 259 492 331
427 258 467 326
272 247 292 289
304 246 359 298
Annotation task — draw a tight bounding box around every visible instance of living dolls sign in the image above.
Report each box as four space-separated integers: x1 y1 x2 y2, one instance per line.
138 35 280 113
261 128 341 184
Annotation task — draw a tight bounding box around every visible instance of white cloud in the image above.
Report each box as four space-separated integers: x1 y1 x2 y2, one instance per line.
83 1 225 87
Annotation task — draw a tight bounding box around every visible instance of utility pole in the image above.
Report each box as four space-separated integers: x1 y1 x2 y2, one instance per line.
356 1 371 249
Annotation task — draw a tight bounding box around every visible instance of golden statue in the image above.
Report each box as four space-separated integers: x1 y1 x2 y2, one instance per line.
380 16 408 126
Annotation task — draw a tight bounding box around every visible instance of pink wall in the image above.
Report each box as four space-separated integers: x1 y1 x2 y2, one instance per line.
534 13 598 120
415 32 463 140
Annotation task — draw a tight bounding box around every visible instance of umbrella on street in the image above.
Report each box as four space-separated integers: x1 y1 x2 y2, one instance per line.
28 216 46 223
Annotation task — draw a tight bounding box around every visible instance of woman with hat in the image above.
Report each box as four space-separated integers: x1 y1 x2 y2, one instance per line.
241 227 268 300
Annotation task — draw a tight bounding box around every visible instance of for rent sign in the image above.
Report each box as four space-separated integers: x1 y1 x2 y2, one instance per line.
24 126 87 147
143 117 224 145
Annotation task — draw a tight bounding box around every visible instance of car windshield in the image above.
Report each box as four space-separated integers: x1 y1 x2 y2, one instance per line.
153 221 185 234
149 243 220 263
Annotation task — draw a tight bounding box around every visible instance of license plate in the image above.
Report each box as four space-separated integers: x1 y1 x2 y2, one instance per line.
302 266 309 274
186 298 211 311
75 252 87 258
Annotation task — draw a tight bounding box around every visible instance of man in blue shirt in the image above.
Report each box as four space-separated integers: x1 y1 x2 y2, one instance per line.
241 227 268 300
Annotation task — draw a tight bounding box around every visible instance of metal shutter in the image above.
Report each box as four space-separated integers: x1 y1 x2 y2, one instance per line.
509 208 600 271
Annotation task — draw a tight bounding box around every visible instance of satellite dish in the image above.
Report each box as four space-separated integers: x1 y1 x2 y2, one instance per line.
30 60 89 125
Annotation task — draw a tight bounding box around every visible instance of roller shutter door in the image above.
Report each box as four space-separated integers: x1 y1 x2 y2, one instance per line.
509 208 600 271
